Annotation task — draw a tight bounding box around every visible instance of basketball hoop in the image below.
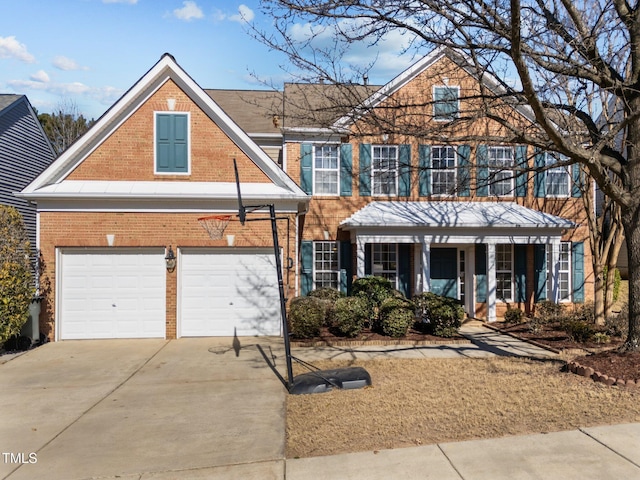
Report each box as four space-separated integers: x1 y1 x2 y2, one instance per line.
198 215 231 240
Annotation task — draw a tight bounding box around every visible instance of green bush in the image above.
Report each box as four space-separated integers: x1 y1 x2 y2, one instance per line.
377 297 416 337
562 319 595 343
413 292 464 336
308 287 343 302
333 296 370 337
288 296 325 338
309 287 343 326
352 276 394 308
503 307 524 324
534 300 564 324
0 206 34 345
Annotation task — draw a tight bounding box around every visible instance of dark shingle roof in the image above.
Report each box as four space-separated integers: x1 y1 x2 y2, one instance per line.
0 95 22 114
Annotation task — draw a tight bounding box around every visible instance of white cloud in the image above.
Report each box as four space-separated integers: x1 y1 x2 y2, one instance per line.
0 36 35 63
7 78 122 105
30 70 50 83
53 56 89 71
173 1 204 21
229 4 254 23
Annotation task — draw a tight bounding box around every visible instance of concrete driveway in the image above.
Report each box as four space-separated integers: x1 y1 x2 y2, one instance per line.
0 338 287 480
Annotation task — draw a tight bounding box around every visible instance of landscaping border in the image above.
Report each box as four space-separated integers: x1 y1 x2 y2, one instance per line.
290 338 471 348
566 360 639 388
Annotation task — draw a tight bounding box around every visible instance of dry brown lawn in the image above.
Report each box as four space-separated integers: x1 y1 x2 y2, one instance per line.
287 357 640 458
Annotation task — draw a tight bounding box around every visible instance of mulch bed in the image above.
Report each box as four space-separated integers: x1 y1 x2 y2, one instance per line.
290 326 469 347
491 320 640 386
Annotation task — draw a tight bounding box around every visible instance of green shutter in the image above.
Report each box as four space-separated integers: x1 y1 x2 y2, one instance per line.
419 145 431 196
359 144 371 196
458 145 471 197
572 242 585 303
339 241 352 294
156 113 188 173
398 144 411 196
398 244 411 298
301 240 313 296
475 244 487 303
571 163 582 198
534 150 546 198
514 245 527 303
515 145 528 197
476 145 488 197
534 244 547 301
340 144 352 196
300 144 313 195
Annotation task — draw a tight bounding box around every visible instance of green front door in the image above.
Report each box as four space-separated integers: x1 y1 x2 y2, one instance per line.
430 248 458 299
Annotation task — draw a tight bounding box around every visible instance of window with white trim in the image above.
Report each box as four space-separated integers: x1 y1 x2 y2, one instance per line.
545 152 570 197
488 146 514 196
314 241 339 289
313 145 339 195
372 244 397 287
547 242 572 301
496 244 513 301
372 145 397 195
431 146 457 195
433 86 459 121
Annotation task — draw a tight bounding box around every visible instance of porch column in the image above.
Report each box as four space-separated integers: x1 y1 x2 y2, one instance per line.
356 237 366 278
421 240 431 293
550 240 561 303
487 242 497 322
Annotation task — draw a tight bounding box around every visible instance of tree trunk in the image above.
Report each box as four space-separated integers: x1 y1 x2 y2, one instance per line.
621 210 640 351
604 232 624 320
593 263 605 326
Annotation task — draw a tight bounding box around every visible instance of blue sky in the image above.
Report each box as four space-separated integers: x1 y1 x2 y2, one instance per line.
0 0 416 120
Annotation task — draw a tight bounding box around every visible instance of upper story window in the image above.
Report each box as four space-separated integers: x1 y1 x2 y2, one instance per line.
155 113 189 174
372 145 397 195
545 152 570 197
433 86 459 121
314 145 339 195
431 146 457 195
488 146 514 196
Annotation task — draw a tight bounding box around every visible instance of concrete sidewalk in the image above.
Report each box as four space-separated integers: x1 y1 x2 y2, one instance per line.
286 423 640 480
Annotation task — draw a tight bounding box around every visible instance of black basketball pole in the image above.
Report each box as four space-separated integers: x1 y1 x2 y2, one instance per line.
268 203 295 390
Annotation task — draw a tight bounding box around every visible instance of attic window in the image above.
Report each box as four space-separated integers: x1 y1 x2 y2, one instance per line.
155 112 190 174
433 86 459 121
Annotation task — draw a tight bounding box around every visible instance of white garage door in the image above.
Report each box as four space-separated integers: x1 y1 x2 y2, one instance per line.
179 249 280 337
59 250 166 340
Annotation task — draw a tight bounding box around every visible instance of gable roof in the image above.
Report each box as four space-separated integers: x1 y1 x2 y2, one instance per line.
0 94 23 113
333 46 537 131
21 54 307 204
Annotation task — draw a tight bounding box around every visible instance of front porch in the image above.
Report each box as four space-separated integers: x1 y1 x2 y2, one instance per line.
341 201 582 322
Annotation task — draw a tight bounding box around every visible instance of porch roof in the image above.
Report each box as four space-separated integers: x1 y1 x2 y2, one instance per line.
340 201 576 230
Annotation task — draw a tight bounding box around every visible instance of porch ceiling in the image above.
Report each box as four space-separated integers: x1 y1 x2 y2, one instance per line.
340 201 576 230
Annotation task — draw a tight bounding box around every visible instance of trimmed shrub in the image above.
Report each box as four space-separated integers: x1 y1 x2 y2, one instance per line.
534 301 564 324
333 296 369 337
503 307 524 324
413 292 464 337
308 287 343 302
309 287 343 326
352 276 394 307
562 319 595 343
378 297 416 337
288 296 325 339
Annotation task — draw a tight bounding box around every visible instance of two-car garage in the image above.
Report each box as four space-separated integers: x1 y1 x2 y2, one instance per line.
58 248 280 340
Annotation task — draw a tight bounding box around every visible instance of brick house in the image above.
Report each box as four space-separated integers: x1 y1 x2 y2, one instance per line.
22 48 592 341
